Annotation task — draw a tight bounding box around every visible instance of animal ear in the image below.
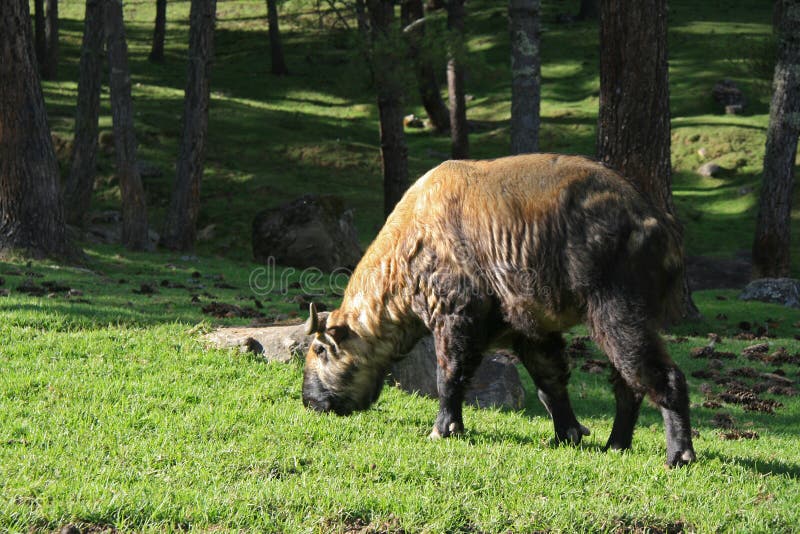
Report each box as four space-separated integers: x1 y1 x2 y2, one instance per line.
326 324 350 344
304 303 329 334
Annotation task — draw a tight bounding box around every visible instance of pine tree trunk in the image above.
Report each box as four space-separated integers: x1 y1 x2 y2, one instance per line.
597 0 699 320
64 0 105 227
149 0 167 62
266 0 289 75
0 0 75 260
367 0 409 217
355 0 368 38
445 0 468 159
160 0 217 251
42 0 59 80
402 0 450 134
105 0 149 250
509 0 541 154
34 0 46 68
752 1 800 279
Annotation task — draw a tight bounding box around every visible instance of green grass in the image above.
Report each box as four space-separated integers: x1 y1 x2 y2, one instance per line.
4 0 800 531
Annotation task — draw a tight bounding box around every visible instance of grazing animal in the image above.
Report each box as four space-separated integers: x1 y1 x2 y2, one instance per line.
302 154 696 466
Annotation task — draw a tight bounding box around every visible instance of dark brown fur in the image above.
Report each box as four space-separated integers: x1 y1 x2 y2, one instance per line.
303 154 695 466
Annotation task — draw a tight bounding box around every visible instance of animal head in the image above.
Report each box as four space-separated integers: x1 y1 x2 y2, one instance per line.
302 303 385 415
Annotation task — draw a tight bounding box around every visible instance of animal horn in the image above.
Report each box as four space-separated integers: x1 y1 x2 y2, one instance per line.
305 302 319 335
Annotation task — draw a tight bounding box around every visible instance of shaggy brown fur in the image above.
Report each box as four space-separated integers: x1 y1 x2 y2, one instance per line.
303 153 695 467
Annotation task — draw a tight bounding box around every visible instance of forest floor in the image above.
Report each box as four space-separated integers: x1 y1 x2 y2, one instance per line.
2 0 800 531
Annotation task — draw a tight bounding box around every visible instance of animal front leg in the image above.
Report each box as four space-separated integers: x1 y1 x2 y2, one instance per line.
516 334 590 445
429 316 483 439
605 369 644 451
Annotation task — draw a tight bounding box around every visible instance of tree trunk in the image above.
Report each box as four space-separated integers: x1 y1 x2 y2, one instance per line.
445 0 468 159
0 0 74 259
42 0 58 80
266 0 289 75
149 0 167 62
105 0 149 250
355 0 368 38
34 0 46 68
577 0 599 20
64 0 105 227
509 0 541 154
160 0 217 251
752 0 800 279
402 0 450 134
367 0 409 217
597 0 699 320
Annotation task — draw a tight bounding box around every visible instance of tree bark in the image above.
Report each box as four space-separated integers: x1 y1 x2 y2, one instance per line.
64 0 105 227
367 0 409 217
266 0 289 75
445 0 468 159
752 0 800 279
402 0 450 134
34 0 46 68
42 0 59 80
160 0 217 251
509 0 541 154
0 0 74 259
597 0 699 320
105 0 149 250
149 0 167 62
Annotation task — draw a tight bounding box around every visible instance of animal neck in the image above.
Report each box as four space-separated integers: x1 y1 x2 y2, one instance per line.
339 228 423 361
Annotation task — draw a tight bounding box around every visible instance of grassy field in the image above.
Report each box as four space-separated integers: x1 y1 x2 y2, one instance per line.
2 0 800 531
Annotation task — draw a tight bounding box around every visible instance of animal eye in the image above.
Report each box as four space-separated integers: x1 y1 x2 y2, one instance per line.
314 344 326 356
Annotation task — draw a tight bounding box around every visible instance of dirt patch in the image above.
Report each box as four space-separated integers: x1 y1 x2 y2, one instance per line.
202 302 264 319
721 429 759 440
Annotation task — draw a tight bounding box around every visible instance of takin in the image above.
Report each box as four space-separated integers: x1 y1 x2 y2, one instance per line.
302 153 696 467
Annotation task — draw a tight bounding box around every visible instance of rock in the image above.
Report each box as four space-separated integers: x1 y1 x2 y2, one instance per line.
697 162 722 177
740 278 800 308
712 79 746 113
403 114 425 128
388 337 526 410
697 147 708 159
204 323 310 363
252 195 362 272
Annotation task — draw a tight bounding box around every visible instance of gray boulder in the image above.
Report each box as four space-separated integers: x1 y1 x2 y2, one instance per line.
204 323 310 363
739 278 800 308
697 162 722 177
389 336 526 410
252 195 362 272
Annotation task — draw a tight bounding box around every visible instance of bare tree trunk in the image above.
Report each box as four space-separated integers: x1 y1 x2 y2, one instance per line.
509 0 541 154
161 0 217 251
266 0 289 75
577 0 599 20
355 0 368 37
597 0 699 320
367 0 409 217
752 0 800 279
402 0 450 134
34 0 46 68
105 0 149 250
0 0 75 260
64 0 105 227
149 0 167 62
445 0 468 159
42 0 59 80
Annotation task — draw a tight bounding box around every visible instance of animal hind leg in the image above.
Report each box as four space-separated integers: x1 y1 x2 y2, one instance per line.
589 296 695 467
515 333 590 445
